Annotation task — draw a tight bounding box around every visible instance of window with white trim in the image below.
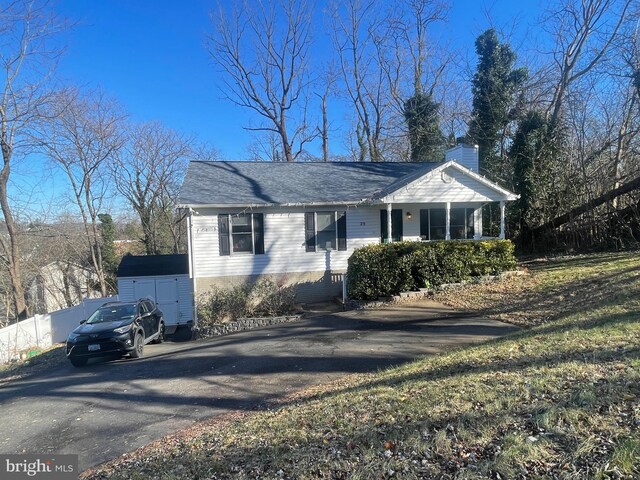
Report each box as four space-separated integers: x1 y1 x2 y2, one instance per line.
305 211 347 252
218 213 264 255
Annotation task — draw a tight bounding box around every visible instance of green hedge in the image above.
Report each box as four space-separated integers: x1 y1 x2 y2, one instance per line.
346 240 517 300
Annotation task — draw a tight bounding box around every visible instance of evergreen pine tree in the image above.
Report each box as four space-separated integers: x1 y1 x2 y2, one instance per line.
468 29 527 181
404 92 445 162
510 110 554 247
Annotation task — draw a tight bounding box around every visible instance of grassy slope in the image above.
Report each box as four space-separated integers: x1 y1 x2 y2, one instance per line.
0 344 66 383
84 252 640 479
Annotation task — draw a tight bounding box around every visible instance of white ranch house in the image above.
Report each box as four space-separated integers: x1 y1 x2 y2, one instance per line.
178 145 518 304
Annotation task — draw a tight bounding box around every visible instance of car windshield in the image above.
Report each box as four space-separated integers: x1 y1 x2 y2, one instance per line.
86 304 136 324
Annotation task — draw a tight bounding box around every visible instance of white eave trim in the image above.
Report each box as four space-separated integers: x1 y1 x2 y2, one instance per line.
177 200 370 210
377 160 519 202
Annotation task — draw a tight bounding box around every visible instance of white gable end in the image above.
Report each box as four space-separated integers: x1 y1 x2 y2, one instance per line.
381 164 515 204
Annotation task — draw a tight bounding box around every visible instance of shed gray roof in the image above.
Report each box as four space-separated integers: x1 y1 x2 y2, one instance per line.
178 161 443 207
117 254 189 278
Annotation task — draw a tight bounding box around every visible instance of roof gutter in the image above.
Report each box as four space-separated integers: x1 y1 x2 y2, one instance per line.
177 199 372 209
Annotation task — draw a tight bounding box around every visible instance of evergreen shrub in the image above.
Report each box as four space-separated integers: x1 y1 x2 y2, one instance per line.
347 240 516 300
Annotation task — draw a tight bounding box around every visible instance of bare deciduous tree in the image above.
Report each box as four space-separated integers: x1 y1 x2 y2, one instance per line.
331 0 453 162
38 88 126 296
543 0 631 128
209 0 315 162
331 0 388 162
513 0 640 250
385 0 451 161
315 66 337 162
21 217 96 313
382 0 449 102
0 0 65 320
114 121 194 255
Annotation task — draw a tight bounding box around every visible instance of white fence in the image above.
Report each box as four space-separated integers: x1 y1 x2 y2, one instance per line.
0 296 118 364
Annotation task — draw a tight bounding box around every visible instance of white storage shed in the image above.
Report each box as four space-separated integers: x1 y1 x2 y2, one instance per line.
117 254 194 334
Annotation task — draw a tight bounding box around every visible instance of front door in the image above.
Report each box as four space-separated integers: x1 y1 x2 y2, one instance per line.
380 209 403 243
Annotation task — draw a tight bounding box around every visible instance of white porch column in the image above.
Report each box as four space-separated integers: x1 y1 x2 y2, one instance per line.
386 203 393 243
445 202 451 240
499 201 506 239
474 207 483 240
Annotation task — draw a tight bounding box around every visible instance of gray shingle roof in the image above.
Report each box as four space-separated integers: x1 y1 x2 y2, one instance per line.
178 161 443 207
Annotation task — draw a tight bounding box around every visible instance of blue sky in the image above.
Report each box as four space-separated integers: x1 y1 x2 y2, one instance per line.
53 0 541 160
11 0 542 220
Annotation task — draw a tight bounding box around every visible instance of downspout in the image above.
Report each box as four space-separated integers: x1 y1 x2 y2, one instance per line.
186 208 198 326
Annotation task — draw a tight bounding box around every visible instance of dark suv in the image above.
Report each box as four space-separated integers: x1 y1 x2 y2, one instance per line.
66 299 164 367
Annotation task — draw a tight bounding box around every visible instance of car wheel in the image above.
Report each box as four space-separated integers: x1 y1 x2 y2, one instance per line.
130 332 144 359
153 321 165 344
69 356 88 367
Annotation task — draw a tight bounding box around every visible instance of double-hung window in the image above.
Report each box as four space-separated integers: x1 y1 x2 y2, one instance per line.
218 213 264 255
305 211 347 252
231 215 253 252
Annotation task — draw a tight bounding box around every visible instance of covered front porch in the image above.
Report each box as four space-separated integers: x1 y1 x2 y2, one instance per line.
375 161 518 243
379 201 508 243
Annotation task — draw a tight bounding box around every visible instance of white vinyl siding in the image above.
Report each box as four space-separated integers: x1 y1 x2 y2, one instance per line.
191 206 379 278
384 166 506 203
188 164 512 281
445 145 479 172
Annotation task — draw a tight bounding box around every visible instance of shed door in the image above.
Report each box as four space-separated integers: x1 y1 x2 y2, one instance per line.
155 278 179 326
133 280 156 302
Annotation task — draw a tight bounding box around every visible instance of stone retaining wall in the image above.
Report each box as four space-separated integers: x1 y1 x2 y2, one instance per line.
194 315 302 339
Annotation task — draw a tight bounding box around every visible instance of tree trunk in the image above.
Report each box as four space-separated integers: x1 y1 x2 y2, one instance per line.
68 167 108 298
279 119 293 162
531 174 640 235
611 92 635 209
0 143 27 320
321 93 329 162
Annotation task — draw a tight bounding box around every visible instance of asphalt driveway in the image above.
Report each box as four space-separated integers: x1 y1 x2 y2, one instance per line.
0 300 518 471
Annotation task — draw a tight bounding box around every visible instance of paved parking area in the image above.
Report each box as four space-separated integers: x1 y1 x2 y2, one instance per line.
0 300 518 470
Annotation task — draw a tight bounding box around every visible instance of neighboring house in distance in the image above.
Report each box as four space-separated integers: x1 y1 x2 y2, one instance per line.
177 144 518 305
27 262 100 314
114 239 146 257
